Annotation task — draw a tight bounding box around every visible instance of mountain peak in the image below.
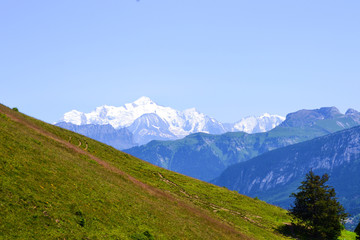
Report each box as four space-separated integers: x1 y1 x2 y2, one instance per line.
133 96 154 106
345 108 359 115
281 107 343 128
61 109 86 125
58 98 285 144
183 107 200 114
232 114 285 133
317 106 341 118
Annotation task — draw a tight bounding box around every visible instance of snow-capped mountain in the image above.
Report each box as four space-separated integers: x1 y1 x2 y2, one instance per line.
57 97 284 148
127 113 177 145
231 114 285 133
59 97 226 138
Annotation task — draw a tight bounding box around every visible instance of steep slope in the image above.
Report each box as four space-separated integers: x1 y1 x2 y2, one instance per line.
0 104 296 240
57 97 284 147
213 125 360 230
125 107 360 181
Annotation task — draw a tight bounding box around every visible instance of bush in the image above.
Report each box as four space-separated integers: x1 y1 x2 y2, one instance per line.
79 217 85 227
355 221 360 240
12 107 19 112
131 231 155 240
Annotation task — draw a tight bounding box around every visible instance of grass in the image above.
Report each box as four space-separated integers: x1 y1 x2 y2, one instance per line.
0 104 356 239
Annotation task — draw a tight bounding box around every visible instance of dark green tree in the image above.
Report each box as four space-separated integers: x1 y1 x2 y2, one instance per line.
289 170 348 239
355 221 360 240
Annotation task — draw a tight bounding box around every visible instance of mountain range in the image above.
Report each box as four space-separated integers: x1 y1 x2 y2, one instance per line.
125 107 360 181
56 96 284 148
55 100 360 230
4 102 360 235
213 124 360 230
1 103 317 239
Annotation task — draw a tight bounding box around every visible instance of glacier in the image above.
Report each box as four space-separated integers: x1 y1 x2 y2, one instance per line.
57 96 285 147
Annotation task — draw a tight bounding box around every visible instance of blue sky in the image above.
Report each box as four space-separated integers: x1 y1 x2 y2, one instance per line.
1 1 359 123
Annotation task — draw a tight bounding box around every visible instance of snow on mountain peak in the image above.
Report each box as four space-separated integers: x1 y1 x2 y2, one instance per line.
183 107 198 113
58 98 285 144
133 96 154 106
61 110 86 125
233 114 285 133
58 97 216 137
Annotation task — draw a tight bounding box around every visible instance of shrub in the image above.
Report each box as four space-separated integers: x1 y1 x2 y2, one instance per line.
355 221 360 240
79 217 85 227
131 230 155 240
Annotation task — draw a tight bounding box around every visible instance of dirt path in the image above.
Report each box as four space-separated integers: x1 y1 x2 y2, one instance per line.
158 172 190 197
157 172 264 227
0 107 249 239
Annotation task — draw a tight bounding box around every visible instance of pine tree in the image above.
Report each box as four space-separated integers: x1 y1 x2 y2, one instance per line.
355 221 360 240
289 170 348 239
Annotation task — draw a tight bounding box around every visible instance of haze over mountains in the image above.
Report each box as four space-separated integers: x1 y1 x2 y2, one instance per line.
126 106 360 181
56 96 284 148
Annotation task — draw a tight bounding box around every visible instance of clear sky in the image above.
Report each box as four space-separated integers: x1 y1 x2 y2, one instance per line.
1 1 360 123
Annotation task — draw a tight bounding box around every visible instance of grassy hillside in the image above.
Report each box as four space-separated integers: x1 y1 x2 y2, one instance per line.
0 104 355 239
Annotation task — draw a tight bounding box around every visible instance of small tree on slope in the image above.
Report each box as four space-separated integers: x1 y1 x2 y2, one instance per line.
355 221 360 240
289 170 348 240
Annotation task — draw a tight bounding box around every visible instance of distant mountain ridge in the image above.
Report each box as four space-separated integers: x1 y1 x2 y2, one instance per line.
281 106 345 127
125 107 360 181
55 122 136 150
231 113 285 133
212 124 360 230
56 97 284 148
